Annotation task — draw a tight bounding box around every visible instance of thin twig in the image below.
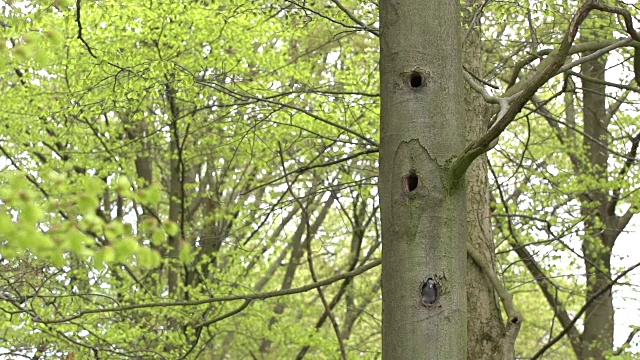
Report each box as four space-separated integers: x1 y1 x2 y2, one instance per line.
530 261 640 359
279 142 348 359
75 0 98 59
613 327 640 355
34 259 381 324
329 0 379 36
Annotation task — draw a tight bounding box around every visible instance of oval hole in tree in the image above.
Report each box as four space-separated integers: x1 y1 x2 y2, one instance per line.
404 172 419 192
421 278 438 305
409 72 423 88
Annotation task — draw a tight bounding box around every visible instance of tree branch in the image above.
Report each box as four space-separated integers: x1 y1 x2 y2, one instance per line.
197 80 379 147
75 0 98 59
451 0 628 179
613 327 640 355
329 0 379 36
466 242 521 359
489 164 584 353
559 38 634 74
530 261 640 359
34 259 381 324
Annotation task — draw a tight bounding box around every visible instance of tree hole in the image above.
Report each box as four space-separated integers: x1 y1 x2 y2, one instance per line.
404 173 419 192
409 72 423 88
421 278 438 305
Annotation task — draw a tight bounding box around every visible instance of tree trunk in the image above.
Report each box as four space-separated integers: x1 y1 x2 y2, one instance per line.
462 2 507 359
166 82 183 296
579 51 614 360
380 1 467 358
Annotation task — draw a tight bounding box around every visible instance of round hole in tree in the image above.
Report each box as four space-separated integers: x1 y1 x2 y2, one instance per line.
409 72 422 88
404 172 419 192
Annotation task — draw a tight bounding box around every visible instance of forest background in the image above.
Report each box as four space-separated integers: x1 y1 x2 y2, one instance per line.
0 0 639 359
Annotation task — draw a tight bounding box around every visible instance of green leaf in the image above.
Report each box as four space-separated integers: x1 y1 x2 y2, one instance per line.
102 246 116 262
56 0 75 6
0 213 16 234
23 32 40 45
116 176 132 196
164 220 179 236
65 229 88 253
21 204 44 224
114 237 138 262
137 184 163 205
50 252 65 266
137 247 161 268
140 217 158 232
45 171 66 185
104 222 125 239
78 194 99 215
179 242 193 264
151 228 167 245
44 29 65 45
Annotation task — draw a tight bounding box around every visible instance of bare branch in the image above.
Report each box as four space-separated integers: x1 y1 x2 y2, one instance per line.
197 80 379 147
568 70 640 93
608 132 640 216
303 198 347 359
530 261 640 360
33 259 381 324
242 148 378 195
613 327 640 355
75 0 98 59
591 2 640 41
489 164 584 353
451 1 633 179
559 38 634 73
329 0 379 36
506 39 635 91
193 299 251 329
466 242 521 359
462 69 522 138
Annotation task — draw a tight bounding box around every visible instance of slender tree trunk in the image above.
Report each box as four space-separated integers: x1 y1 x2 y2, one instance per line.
166 82 183 295
579 51 614 360
462 2 507 359
380 1 467 358
260 214 307 354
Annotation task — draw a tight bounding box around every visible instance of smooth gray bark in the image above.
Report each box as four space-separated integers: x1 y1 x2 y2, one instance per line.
380 1 467 358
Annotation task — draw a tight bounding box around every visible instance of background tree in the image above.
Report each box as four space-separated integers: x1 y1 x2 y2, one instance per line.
463 1 512 358
1 1 382 358
481 2 640 358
